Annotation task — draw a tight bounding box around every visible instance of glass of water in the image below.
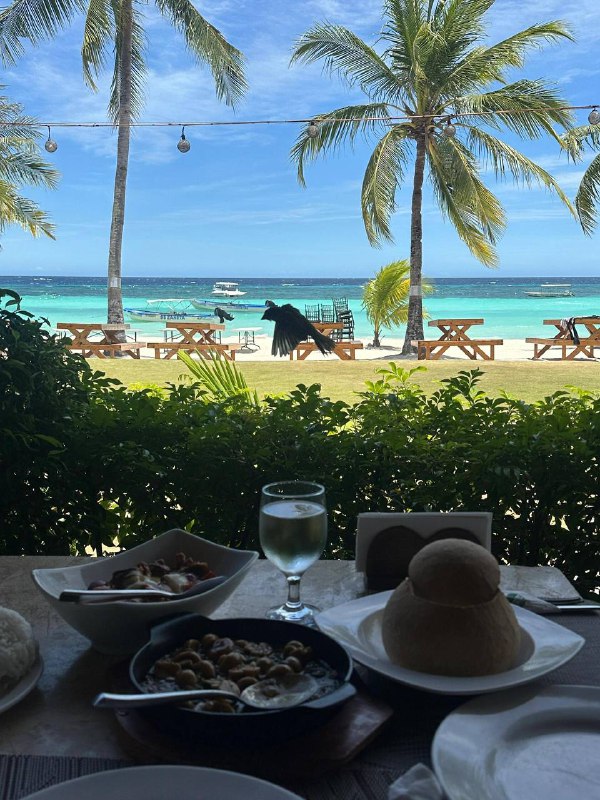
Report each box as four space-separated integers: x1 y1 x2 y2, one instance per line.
259 481 327 625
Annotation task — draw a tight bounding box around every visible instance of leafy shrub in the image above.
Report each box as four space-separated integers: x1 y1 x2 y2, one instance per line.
1 296 598 595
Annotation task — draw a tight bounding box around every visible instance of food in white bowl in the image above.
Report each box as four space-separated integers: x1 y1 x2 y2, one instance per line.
32 529 258 655
0 607 37 692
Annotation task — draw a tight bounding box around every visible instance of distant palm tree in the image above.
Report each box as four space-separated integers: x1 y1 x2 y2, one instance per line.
0 0 247 325
363 259 411 347
0 93 58 241
290 0 575 354
562 123 600 234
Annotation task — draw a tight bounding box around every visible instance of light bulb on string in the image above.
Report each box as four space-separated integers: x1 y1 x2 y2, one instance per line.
177 126 190 153
588 107 600 125
307 121 320 138
44 126 58 153
443 117 456 138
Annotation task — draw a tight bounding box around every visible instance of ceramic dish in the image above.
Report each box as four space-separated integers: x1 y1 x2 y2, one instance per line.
432 684 600 800
316 591 584 694
21 765 303 799
0 655 43 714
32 529 258 655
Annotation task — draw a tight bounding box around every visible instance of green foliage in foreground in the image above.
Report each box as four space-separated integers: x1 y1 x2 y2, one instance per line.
1 293 599 595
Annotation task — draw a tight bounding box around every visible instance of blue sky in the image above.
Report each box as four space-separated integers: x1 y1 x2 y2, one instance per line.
1 0 599 279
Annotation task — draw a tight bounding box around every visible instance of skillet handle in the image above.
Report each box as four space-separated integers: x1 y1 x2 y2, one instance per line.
303 681 357 710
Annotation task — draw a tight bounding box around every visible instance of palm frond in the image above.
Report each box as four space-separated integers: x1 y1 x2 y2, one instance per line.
428 137 502 266
443 21 573 97
82 0 114 91
290 103 392 187
177 350 259 407
0 181 56 238
574 153 600 235
0 0 86 65
466 126 576 217
155 0 247 107
0 151 59 189
561 124 600 163
454 81 573 141
361 125 412 245
362 258 411 329
291 22 404 103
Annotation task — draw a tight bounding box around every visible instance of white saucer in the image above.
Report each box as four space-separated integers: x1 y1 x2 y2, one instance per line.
0 655 44 714
432 684 600 800
21 765 303 800
316 592 584 694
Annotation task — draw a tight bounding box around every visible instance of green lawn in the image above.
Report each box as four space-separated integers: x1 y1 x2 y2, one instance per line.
90 357 600 403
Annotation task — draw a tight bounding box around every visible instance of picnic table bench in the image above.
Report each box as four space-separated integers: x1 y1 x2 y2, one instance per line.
145 321 239 360
526 317 600 360
56 323 145 359
289 321 364 360
413 318 503 360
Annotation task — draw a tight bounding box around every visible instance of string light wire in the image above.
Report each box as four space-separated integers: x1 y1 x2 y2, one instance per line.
1 102 598 131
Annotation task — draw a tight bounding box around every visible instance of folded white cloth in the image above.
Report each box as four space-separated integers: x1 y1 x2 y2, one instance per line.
388 764 446 800
504 590 561 615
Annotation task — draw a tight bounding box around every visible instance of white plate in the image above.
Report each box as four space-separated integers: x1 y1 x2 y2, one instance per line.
316 592 584 694
0 655 43 714
22 765 303 800
432 684 600 800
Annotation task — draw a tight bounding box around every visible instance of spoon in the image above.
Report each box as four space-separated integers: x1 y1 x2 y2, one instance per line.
59 575 227 603
94 673 319 710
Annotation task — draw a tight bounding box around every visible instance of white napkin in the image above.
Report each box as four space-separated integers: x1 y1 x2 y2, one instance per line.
388 764 446 800
504 590 561 615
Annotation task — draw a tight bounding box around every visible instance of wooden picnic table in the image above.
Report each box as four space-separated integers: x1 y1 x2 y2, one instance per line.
56 323 144 359
0 556 598 800
146 321 238 360
289 321 364 360
414 318 503 360
526 317 600 360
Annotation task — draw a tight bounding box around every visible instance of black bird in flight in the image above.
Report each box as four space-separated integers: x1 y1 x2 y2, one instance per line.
214 307 235 324
261 300 336 357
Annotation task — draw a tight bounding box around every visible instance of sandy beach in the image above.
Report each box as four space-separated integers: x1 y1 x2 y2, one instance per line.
131 332 576 362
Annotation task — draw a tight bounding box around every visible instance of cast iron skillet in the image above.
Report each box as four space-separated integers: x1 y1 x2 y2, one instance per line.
129 613 356 746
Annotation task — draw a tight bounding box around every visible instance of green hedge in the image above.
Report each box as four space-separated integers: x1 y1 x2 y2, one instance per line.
1 291 599 595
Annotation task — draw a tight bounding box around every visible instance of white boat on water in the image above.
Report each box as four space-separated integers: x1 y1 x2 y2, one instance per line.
190 294 267 314
125 299 214 323
524 284 575 298
211 281 247 298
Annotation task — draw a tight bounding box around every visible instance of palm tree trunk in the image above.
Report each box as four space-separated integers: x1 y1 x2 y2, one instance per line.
106 0 133 330
402 130 426 355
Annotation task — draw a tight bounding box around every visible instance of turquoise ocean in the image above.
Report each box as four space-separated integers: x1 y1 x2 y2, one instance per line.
3 275 600 342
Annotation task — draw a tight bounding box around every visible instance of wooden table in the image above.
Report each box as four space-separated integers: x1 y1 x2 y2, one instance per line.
56 323 144 359
0 557 598 799
414 318 503 360
290 322 364 360
526 317 600 360
145 321 237 360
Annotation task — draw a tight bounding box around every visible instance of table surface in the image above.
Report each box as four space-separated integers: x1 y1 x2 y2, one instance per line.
165 321 224 331
1 558 598 799
428 319 483 326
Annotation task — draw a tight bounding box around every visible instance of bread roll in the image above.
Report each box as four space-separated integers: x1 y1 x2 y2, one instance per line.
381 539 521 676
0 607 37 691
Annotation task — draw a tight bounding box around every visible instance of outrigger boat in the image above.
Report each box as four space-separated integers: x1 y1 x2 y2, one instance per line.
524 284 574 298
190 296 267 314
125 299 214 323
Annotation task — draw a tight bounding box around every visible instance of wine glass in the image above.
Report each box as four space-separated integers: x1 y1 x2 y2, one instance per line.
259 481 327 625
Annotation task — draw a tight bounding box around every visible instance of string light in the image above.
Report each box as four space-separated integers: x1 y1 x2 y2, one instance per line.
588 107 600 125
443 117 456 138
177 126 190 153
307 120 320 138
44 125 57 153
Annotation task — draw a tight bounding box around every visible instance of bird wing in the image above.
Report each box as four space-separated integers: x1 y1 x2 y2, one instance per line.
262 303 335 357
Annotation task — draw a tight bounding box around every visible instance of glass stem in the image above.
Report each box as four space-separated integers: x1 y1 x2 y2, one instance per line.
285 575 303 610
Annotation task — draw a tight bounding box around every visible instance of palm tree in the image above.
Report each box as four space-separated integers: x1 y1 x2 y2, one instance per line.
290 0 575 354
363 259 411 347
0 0 247 326
0 92 58 241
561 122 600 234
